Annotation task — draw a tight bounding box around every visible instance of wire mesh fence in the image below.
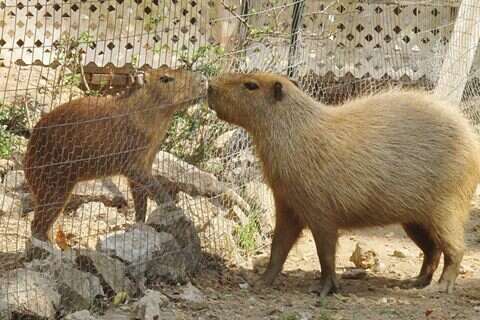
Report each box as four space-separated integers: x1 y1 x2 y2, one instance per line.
1 0 480 318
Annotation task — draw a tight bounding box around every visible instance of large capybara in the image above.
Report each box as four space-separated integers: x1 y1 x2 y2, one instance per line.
207 72 480 297
24 66 206 249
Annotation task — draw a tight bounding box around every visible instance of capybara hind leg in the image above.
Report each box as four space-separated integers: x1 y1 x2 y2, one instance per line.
436 220 465 293
27 190 71 259
261 202 304 286
310 228 339 298
31 191 70 242
128 179 148 222
401 223 441 289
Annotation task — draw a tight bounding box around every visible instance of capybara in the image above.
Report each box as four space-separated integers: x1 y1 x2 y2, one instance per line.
207 72 480 297
24 66 206 247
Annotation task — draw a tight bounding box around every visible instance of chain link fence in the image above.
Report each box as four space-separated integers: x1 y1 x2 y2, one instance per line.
1 0 480 318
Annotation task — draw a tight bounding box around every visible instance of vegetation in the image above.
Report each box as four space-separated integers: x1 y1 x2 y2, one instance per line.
162 44 229 164
234 208 262 255
0 100 29 158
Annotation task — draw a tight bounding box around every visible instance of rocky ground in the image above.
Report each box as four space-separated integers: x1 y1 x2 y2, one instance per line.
3 201 479 320
60 202 480 320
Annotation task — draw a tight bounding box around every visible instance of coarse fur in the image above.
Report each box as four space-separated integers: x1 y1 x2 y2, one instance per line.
24 66 206 246
207 72 480 297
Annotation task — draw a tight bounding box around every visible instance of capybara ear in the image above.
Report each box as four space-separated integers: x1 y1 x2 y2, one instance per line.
274 81 283 101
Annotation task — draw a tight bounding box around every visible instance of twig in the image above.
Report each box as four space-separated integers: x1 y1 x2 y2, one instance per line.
23 97 33 131
221 0 251 29
78 51 90 92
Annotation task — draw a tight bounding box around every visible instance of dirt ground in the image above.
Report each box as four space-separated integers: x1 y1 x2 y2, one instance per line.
102 204 480 320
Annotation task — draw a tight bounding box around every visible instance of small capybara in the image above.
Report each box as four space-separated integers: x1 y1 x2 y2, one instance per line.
207 72 480 297
24 66 206 247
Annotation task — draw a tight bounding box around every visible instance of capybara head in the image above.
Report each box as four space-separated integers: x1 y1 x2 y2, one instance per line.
207 72 301 130
134 65 207 108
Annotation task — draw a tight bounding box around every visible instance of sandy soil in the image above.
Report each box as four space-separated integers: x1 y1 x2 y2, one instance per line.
118 209 480 320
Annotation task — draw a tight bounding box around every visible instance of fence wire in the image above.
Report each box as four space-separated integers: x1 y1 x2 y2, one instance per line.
1 0 480 318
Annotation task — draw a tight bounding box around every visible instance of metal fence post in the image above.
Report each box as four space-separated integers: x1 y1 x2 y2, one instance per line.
287 0 305 78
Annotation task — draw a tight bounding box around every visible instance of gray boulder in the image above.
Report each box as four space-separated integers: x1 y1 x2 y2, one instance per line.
146 207 202 275
97 224 187 284
0 268 60 319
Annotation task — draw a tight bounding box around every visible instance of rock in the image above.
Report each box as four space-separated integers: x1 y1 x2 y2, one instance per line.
55 264 104 309
65 310 98 320
98 308 132 320
220 188 251 213
341 268 367 279
76 249 137 296
459 264 474 275
202 157 224 175
223 149 259 184
3 170 25 191
153 151 227 196
372 261 386 273
349 243 378 269
146 207 202 275
392 250 407 258
176 192 225 232
73 177 129 208
239 283 249 289
0 269 61 319
66 201 129 248
180 282 205 304
112 291 129 306
97 224 187 283
0 159 13 173
0 193 23 217
252 253 270 271
226 205 248 225
205 215 237 257
26 236 72 261
132 290 169 320
224 128 252 155
19 192 34 214
213 130 236 150
243 181 275 233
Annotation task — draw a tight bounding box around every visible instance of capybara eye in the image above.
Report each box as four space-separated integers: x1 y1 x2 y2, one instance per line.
159 75 174 83
244 82 259 90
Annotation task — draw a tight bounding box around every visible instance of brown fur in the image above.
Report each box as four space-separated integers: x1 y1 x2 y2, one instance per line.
24 66 206 243
207 72 480 296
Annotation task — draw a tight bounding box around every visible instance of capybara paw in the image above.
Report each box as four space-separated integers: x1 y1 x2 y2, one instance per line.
400 276 432 289
420 281 454 295
25 240 50 261
259 272 276 287
438 279 455 294
24 237 52 261
309 277 340 298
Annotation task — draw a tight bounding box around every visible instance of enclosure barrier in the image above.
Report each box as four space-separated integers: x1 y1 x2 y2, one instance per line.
0 0 480 318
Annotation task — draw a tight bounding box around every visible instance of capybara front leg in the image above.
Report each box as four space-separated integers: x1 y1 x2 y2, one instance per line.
261 201 304 286
401 223 441 289
311 228 339 298
128 178 148 222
